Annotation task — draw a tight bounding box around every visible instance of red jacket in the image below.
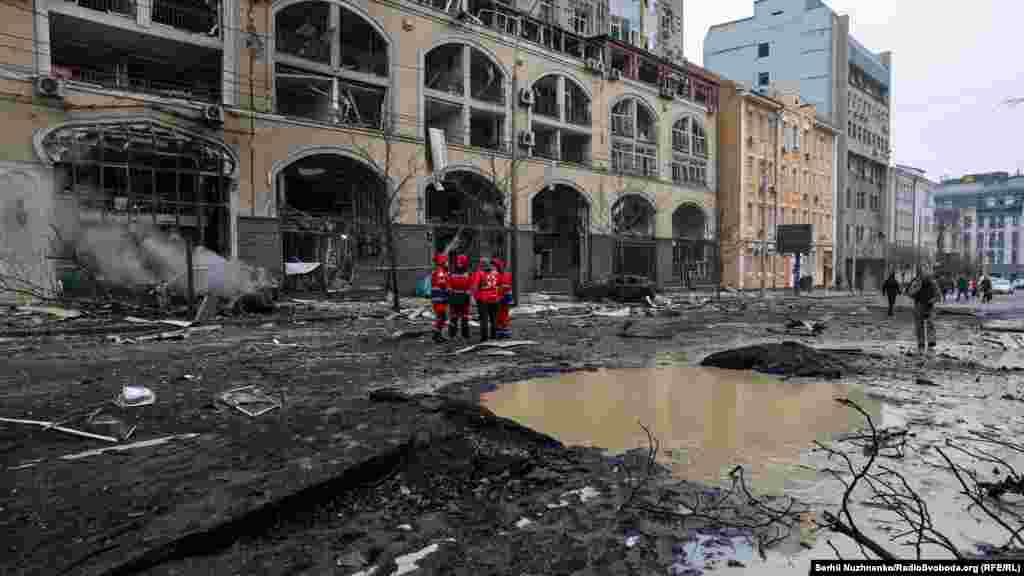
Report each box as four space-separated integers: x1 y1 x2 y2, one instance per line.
448 268 472 306
430 267 449 304
472 269 500 303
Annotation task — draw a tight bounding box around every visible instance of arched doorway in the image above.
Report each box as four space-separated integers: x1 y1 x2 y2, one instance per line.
277 153 388 290
532 184 590 290
612 194 657 279
425 169 507 265
672 203 712 287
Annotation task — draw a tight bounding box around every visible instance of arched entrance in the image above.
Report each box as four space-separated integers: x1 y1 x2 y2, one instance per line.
532 184 590 289
612 194 657 279
672 203 712 287
277 153 388 290
425 169 507 264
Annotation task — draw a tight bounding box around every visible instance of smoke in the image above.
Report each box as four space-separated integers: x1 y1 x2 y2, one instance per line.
66 221 272 299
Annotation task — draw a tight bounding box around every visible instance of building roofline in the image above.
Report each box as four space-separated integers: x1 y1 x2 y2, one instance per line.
595 35 722 85
708 15 753 31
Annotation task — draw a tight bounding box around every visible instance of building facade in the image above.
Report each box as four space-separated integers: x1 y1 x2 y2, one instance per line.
886 164 935 276
933 172 1024 279
0 0 720 298
718 82 836 290
703 0 892 290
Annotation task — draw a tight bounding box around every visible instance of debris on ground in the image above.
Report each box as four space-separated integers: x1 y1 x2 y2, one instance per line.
219 385 282 417
782 317 828 335
16 306 83 320
125 316 193 328
59 433 201 461
700 341 846 379
453 340 539 355
0 417 119 443
115 385 156 408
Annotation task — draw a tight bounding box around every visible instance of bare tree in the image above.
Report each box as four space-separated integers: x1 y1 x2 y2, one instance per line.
342 113 425 312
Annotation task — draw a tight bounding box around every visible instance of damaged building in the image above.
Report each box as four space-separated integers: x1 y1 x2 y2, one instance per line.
0 0 720 299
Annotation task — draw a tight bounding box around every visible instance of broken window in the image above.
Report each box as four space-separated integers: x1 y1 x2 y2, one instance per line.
425 99 464 145
671 117 707 186
426 171 508 262
532 184 589 279
610 98 657 177
530 74 592 165
637 58 658 85
425 43 508 151
569 0 591 35
275 64 385 128
612 195 655 237
51 14 221 103
610 49 629 77
533 76 559 119
45 121 233 256
151 0 220 36
275 2 389 127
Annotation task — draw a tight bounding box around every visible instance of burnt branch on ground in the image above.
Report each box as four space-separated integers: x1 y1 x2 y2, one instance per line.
818 398 1024 560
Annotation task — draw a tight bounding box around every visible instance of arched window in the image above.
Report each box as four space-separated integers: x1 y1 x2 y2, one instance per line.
424 43 507 151
274 1 389 128
530 74 592 165
610 98 658 177
671 116 708 185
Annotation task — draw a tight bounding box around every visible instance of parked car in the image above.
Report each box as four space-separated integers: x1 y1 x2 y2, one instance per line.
576 275 656 303
1013 278 1024 290
992 278 1015 295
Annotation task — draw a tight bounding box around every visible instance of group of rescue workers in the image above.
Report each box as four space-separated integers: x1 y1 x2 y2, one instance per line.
430 254 514 343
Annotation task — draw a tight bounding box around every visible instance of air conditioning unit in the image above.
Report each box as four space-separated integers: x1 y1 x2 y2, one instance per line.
35 76 64 99
586 58 604 73
519 130 535 147
608 68 622 81
519 87 535 107
203 104 224 124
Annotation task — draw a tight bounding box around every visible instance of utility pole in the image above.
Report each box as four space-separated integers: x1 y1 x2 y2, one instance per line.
510 0 543 305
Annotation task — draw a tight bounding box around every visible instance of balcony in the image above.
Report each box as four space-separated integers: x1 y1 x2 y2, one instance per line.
51 14 222 103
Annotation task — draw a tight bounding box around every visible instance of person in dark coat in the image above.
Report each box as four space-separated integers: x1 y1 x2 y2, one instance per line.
882 272 901 317
907 265 940 355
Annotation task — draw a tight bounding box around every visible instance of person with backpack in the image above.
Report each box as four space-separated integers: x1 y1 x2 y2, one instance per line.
906 264 940 355
471 257 500 342
981 275 993 304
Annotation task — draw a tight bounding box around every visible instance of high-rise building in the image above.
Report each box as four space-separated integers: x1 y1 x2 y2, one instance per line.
703 0 892 290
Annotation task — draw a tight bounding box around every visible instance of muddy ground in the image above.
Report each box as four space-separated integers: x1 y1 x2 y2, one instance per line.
0 292 1012 575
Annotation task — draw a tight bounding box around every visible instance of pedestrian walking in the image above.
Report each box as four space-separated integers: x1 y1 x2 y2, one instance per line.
430 254 450 343
970 278 978 300
906 265 940 355
957 276 968 302
471 257 500 342
447 255 472 340
493 257 513 339
883 271 901 317
981 275 993 304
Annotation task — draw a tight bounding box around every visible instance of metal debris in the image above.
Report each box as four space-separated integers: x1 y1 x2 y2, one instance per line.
0 417 119 443
59 433 201 461
219 385 282 417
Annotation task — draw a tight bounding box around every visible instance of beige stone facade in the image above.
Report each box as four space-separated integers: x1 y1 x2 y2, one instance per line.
0 0 722 295
717 82 837 290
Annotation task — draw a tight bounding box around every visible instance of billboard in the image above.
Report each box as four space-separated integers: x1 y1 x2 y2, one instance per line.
776 224 813 254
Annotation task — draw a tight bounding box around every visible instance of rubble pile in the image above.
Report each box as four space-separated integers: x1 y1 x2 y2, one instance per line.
701 341 847 379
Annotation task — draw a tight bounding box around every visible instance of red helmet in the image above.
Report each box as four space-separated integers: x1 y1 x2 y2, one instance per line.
456 255 469 268
492 258 505 270
433 254 448 267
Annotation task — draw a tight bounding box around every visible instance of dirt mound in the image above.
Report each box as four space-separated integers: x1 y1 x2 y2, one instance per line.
700 341 846 379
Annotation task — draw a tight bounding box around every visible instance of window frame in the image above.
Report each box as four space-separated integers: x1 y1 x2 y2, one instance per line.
610 97 659 178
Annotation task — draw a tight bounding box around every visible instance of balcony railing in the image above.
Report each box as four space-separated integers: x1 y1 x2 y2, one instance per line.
74 0 136 19
66 65 220 103
152 0 220 36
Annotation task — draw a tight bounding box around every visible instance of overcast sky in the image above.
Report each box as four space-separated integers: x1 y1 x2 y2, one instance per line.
685 0 1024 182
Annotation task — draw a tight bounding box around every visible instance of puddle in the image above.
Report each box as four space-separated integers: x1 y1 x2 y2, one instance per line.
481 366 879 494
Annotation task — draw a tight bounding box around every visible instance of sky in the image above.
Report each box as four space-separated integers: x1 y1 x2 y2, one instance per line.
684 0 1024 182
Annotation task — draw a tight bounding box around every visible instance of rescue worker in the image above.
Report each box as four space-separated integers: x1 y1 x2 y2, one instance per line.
430 254 449 343
472 257 500 342
493 258 513 339
447 255 472 340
